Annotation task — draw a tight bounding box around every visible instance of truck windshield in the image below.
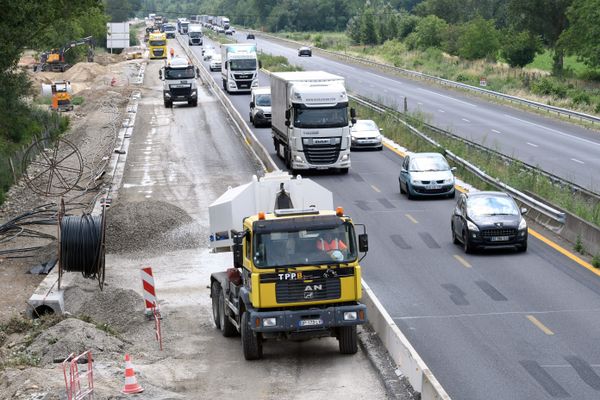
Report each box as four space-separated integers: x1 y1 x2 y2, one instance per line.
165 67 195 79
293 104 349 128
253 224 357 268
149 40 166 46
189 32 202 38
230 59 257 71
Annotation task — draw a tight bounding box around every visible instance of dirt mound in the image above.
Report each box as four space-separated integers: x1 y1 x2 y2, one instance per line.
64 283 145 334
94 52 125 66
105 200 202 254
27 318 125 364
62 62 108 82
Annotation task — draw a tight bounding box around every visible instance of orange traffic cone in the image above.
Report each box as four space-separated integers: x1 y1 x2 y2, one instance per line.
122 354 144 394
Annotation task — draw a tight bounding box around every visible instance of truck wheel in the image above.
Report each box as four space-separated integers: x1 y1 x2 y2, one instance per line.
164 100 172 108
338 326 358 355
241 311 263 360
211 282 221 329
222 80 227 90
188 99 198 107
219 289 237 337
339 168 349 175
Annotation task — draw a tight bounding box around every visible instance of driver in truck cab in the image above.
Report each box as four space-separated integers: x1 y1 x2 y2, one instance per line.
316 232 347 260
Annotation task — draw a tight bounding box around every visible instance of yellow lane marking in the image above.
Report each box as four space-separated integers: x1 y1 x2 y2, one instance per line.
453 254 472 268
405 214 418 224
528 228 600 277
383 142 407 157
526 315 554 335
371 185 381 193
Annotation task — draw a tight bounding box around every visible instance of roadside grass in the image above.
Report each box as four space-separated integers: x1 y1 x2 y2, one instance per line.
259 52 303 72
275 30 600 115
351 100 600 227
204 30 235 45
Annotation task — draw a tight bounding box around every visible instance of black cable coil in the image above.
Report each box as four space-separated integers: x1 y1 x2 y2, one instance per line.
60 214 103 279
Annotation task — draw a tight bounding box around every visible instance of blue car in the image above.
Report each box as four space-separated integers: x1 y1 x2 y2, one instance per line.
398 152 456 199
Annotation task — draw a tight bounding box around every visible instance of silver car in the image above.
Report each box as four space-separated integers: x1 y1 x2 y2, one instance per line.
399 152 456 199
350 119 383 150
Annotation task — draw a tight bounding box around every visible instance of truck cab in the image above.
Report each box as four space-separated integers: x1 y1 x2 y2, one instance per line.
221 43 260 93
209 172 368 360
188 24 203 46
148 32 167 59
162 23 176 39
159 57 199 108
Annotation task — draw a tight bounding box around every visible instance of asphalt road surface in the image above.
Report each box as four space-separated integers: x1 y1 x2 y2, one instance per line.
193 35 600 400
235 31 600 193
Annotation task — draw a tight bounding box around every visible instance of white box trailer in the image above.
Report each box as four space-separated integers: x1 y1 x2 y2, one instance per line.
209 171 333 249
270 71 354 174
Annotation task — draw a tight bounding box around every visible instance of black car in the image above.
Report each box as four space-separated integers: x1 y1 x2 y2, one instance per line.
298 46 312 57
451 191 528 253
246 33 255 40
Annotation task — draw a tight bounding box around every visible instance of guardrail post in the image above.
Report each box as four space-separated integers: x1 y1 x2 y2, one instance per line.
403 97 408 113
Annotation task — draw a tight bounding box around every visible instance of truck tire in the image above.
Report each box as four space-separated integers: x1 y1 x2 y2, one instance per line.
219 289 237 337
241 311 263 360
338 326 358 354
222 80 227 90
211 281 221 330
164 100 172 108
339 168 349 175
188 99 198 107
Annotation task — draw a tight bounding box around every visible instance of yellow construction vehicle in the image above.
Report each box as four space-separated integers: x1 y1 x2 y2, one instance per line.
148 32 167 59
42 81 73 111
35 36 95 72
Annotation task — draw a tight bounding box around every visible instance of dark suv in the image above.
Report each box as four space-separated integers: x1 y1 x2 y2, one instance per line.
451 191 528 253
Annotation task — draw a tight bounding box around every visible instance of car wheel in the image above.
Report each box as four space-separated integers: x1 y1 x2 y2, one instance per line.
517 241 528 252
448 189 456 199
399 180 405 194
463 230 473 254
452 223 460 245
406 183 415 200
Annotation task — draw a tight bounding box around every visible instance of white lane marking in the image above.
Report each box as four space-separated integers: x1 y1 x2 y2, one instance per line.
492 129 501 134
393 306 600 320
571 158 585 164
365 71 402 84
419 88 477 107
503 113 600 147
461 118 470 123
417 102 423 106
527 142 539 148
438 109 445 113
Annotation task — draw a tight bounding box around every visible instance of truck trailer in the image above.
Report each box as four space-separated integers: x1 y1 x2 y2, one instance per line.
221 43 259 93
209 172 368 360
270 71 355 174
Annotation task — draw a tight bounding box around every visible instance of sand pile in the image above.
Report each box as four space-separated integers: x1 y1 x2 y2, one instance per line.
62 62 108 82
26 318 125 364
105 200 202 254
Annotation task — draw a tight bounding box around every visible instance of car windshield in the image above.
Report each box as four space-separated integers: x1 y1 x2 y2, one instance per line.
230 59 257 71
409 156 449 172
164 66 195 79
149 40 166 46
467 196 519 217
255 94 271 106
293 105 349 128
253 224 357 268
353 120 378 131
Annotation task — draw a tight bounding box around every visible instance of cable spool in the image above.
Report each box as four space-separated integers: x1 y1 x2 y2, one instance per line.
58 206 106 289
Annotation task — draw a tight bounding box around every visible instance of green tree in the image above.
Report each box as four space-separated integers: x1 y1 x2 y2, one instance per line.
559 0 600 69
361 7 379 45
457 16 500 61
508 0 572 75
501 30 542 67
406 14 448 50
396 11 420 39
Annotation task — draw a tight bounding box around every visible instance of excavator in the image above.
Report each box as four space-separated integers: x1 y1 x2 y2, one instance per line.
35 36 95 72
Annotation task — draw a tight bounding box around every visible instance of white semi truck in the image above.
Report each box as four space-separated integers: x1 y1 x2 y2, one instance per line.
188 24 203 45
216 16 230 29
159 56 199 108
221 43 260 93
270 71 355 174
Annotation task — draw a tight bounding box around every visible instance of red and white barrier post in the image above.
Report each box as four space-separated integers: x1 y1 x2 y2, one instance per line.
141 267 159 316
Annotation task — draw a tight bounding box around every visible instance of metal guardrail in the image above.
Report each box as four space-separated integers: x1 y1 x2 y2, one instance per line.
249 30 600 125
350 94 568 223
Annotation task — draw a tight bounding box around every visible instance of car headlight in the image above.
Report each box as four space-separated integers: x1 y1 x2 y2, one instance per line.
351 136 358 142
444 178 454 184
518 218 527 230
467 220 479 232
262 317 277 327
412 179 421 185
343 311 357 321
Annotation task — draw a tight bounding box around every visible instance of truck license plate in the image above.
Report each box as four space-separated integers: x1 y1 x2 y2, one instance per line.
491 236 509 242
299 319 322 327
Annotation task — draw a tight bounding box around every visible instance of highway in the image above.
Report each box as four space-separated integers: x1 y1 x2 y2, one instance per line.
192 35 600 399
239 31 600 192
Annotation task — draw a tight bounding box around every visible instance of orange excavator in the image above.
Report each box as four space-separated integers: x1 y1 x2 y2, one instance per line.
35 36 95 72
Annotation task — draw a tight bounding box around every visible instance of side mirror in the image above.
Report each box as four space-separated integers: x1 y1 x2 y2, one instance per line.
285 120 290 127
196 67 200 75
451 167 457 172
258 60 262 69
232 231 244 268
158 69 163 79
250 101 255 108
350 107 356 118
358 234 369 252
285 109 290 120
351 118 356 125
520 207 528 215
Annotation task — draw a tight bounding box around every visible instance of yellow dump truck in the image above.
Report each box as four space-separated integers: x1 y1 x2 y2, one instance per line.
148 32 167 59
209 172 368 360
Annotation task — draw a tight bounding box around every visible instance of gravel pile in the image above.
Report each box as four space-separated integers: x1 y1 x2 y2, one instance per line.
105 200 202 254
64 283 145 334
27 318 125 364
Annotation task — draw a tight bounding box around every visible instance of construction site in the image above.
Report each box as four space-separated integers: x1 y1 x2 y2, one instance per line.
0 28 404 400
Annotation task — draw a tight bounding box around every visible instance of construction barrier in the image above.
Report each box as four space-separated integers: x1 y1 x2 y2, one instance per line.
122 354 144 394
62 351 94 400
140 267 158 315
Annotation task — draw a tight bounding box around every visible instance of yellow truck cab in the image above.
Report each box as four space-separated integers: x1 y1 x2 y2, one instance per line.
209 172 368 360
148 32 167 59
